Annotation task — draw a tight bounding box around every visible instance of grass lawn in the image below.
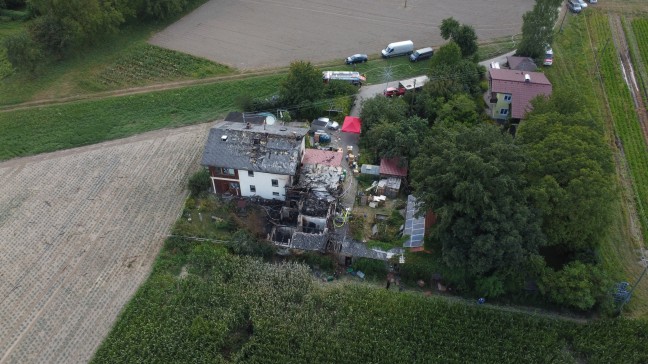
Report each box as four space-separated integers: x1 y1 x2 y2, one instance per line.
545 10 648 318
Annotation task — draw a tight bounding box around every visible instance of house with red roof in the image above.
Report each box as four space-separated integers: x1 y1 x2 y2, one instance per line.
488 69 552 121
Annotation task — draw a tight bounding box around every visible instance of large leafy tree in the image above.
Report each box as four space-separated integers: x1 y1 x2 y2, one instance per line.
29 0 125 55
439 17 478 58
517 97 613 252
358 96 408 136
411 123 545 296
364 116 428 161
517 0 563 59
279 61 324 106
436 93 479 124
539 261 610 310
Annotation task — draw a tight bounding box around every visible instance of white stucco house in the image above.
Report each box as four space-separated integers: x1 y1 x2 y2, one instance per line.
200 121 308 201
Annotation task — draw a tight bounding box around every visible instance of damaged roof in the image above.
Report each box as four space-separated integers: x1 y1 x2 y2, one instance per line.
201 121 308 175
302 149 343 167
380 157 408 177
290 232 328 252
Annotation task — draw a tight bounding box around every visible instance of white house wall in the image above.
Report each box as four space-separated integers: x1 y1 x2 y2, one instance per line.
238 170 291 200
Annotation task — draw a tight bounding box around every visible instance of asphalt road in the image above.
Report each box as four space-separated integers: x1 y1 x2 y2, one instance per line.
151 0 534 69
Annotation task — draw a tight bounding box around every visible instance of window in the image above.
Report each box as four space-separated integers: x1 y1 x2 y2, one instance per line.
217 167 235 176
503 94 512 101
272 192 280 196
250 185 256 193
271 179 279 187
500 108 509 115
248 170 254 177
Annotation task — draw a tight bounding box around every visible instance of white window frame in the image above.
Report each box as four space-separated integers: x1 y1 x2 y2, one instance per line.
248 170 254 177
250 185 256 193
503 94 512 101
271 179 279 187
272 192 280 196
500 108 509 115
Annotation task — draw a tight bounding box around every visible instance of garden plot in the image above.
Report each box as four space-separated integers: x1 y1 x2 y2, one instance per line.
0 123 210 364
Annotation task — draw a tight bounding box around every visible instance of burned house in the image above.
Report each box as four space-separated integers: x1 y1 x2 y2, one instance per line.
201 121 308 201
268 149 344 251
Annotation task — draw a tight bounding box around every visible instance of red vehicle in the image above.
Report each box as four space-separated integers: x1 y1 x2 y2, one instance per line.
383 86 406 97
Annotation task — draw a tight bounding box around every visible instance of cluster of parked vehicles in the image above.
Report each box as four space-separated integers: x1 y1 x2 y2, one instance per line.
332 40 434 87
568 0 598 13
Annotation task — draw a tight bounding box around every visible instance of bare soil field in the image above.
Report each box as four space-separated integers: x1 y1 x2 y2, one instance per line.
150 0 534 69
0 123 211 363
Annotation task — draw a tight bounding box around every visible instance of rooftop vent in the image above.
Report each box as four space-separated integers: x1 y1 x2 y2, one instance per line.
221 135 228 141
524 74 531 82
245 122 251 129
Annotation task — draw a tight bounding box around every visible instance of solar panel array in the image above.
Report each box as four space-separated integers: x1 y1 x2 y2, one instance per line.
403 195 425 248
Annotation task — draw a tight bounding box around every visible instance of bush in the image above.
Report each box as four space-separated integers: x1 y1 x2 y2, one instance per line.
352 258 387 279
4 31 43 72
225 231 274 258
400 252 441 285
188 168 211 196
297 252 335 272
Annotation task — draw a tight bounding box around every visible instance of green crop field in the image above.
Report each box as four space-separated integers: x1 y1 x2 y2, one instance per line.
0 74 282 160
586 12 648 240
92 235 648 363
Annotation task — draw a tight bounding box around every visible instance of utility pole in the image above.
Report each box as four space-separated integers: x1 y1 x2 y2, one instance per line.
618 262 648 315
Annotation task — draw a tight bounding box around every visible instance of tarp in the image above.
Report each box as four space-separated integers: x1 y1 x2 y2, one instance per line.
341 116 361 134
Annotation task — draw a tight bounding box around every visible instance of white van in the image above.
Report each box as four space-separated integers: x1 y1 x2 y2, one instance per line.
381 40 414 58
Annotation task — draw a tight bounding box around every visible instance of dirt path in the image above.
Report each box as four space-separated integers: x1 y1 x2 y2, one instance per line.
0 123 211 363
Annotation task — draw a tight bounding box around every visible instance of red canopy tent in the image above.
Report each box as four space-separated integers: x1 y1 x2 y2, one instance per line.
341 116 361 134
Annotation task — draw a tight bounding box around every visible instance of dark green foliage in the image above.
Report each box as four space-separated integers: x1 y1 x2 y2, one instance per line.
279 60 324 116
188 168 211 196
439 17 479 58
352 258 387 279
517 92 614 252
539 261 611 310
430 41 462 68
399 252 442 285
364 116 427 161
436 93 479 124
427 56 485 99
225 231 275 259
135 0 188 20
4 31 43 72
411 123 545 295
517 0 562 59
295 252 335 272
358 95 408 136
29 0 125 55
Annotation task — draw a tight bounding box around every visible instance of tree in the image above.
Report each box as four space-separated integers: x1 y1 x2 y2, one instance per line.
279 61 324 115
135 0 188 20
440 17 460 40
439 17 478 58
517 100 613 252
539 261 610 310
436 93 479 124
28 0 125 55
430 41 462 69
358 95 408 136
4 31 44 72
364 116 428 162
517 0 563 59
411 123 545 295
426 59 485 99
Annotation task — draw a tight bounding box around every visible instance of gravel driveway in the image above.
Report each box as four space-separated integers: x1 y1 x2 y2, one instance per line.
151 0 534 69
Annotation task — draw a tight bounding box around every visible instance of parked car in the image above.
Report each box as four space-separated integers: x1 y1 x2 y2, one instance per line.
409 47 434 62
568 0 582 12
576 0 588 7
345 54 368 65
383 86 406 97
588 0 597 3
327 121 339 130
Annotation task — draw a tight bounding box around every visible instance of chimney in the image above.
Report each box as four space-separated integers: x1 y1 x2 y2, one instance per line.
245 122 251 129
524 74 531 82
221 135 228 141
